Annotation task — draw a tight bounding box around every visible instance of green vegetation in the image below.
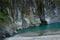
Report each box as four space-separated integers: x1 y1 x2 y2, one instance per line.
0 0 10 19
0 11 8 25
0 0 11 25
0 12 8 19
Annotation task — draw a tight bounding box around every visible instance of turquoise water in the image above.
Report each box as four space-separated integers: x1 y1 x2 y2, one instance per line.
12 22 60 36
1 22 60 40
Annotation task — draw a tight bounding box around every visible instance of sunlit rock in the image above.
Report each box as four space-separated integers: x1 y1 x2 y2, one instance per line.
43 0 60 24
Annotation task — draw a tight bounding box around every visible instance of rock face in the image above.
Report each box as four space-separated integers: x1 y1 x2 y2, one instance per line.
43 0 60 24
0 0 41 37
23 0 41 27
0 0 60 38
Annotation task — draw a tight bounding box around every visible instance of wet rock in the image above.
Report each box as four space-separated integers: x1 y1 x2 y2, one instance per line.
0 25 11 38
